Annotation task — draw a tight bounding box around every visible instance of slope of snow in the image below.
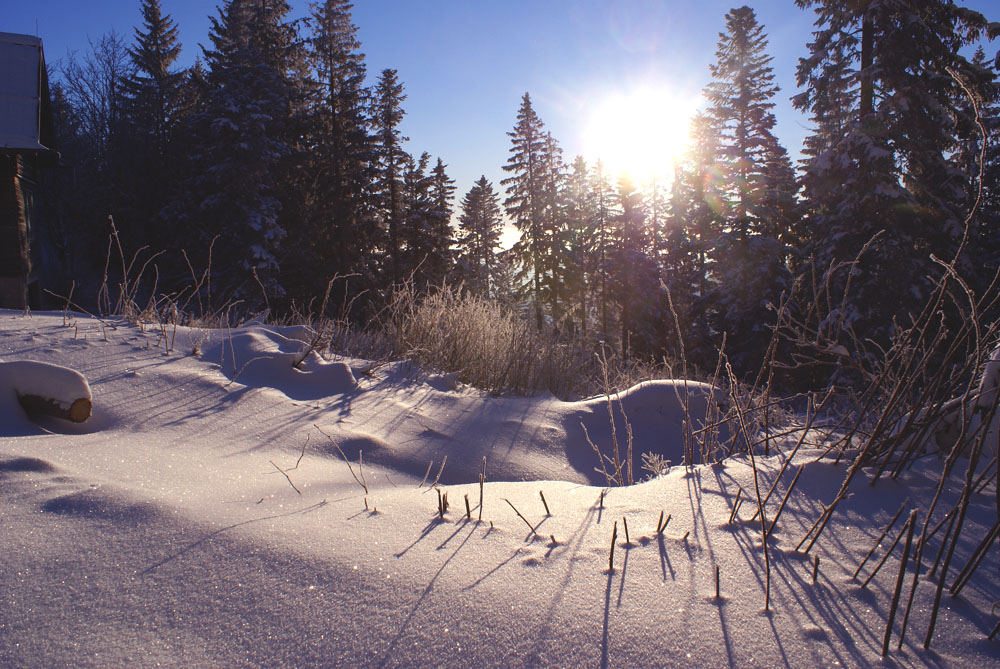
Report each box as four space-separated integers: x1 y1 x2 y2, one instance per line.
1 311 997 667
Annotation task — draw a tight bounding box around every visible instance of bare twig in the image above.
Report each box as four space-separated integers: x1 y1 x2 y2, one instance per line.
270 460 302 496
314 424 368 494
883 510 918 656
505 498 536 536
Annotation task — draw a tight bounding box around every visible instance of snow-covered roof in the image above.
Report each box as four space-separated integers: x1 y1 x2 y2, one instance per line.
0 32 51 152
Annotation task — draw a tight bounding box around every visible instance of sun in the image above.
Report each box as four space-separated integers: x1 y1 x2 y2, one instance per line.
582 86 699 184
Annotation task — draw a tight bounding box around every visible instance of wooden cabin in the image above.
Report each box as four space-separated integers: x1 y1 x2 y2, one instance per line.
0 32 54 310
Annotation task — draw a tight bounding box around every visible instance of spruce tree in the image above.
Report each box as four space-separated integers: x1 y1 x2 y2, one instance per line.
561 156 597 336
456 176 504 298
794 0 994 339
399 155 454 289
611 176 660 358
295 0 375 313
589 159 619 340
668 112 729 365
502 93 548 328
958 47 1000 301
128 0 184 159
704 5 793 237
647 175 667 265
125 0 186 255
539 131 568 324
699 6 796 371
424 157 457 284
660 164 700 361
371 68 409 287
399 151 430 283
176 0 302 301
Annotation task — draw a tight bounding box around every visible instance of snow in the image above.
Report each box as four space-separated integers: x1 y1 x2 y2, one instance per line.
0 359 92 411
200 325 359 399
0 358 92 425
977 345 1000 410
1 310 997 667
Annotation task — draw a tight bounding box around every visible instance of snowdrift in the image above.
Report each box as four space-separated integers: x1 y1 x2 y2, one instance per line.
0 311 997 668
200 325 358 399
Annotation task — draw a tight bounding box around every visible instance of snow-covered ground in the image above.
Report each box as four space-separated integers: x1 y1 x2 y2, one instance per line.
1 310 997 667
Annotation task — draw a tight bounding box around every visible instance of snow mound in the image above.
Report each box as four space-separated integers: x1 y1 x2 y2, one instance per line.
564 380 730 483
0 359 93 428
200 326 358 399
1 312 997 667
0 456 56 473
0 360 92 408
42 487 162 524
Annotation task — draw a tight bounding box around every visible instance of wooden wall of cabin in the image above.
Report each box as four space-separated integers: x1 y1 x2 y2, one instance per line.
0 152 31 309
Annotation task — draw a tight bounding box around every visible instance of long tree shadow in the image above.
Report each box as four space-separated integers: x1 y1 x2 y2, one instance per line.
616 544 631 608
523 502 600 663
378 521 478 667
657 534 675 581
714 595 736 668
772 549 887 668
601 569 614 669
461 546 525 590
394 518 447 558
137 500 328 576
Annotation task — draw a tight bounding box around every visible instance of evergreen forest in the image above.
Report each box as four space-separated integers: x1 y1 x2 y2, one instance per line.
40 0 1000 389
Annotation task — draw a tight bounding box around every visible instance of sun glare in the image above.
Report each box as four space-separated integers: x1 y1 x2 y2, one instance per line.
583 87 698 184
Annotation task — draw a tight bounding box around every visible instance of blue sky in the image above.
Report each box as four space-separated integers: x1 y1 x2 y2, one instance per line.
3 1 998 208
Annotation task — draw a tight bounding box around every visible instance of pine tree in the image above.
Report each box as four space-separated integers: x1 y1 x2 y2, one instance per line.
794 0 993 338
561 156 597 336
697 6 797 370
502 93 548 328
611 175 661 358
399 151 430 282
589 159 619 340
539 131 569 323
647 175 667 265
124 0 187 254
704 5 792 237
425 157 457 283
456 176 504 297
128 0 184 159
757 144 801 246
399 155 454 288
667 112 730 364
659 164 700 361
371 68 409 287
176 0 302 301
294 0 376 313
958 47 1000 300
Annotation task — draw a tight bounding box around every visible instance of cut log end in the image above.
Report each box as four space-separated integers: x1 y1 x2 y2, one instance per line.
17 393 92 423
69 397 93 422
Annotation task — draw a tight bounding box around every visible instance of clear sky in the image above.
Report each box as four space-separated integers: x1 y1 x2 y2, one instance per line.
3 1 998 210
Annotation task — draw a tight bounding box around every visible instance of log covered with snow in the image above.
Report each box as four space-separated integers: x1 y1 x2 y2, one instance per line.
0 360 93 422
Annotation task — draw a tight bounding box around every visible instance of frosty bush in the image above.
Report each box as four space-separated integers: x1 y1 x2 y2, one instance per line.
381 283 678 398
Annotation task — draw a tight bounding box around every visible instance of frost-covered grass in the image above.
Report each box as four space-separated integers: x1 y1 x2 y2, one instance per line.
368 282 678 399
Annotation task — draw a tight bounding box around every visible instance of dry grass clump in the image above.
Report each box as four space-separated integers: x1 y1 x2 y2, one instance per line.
381 283 667 397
